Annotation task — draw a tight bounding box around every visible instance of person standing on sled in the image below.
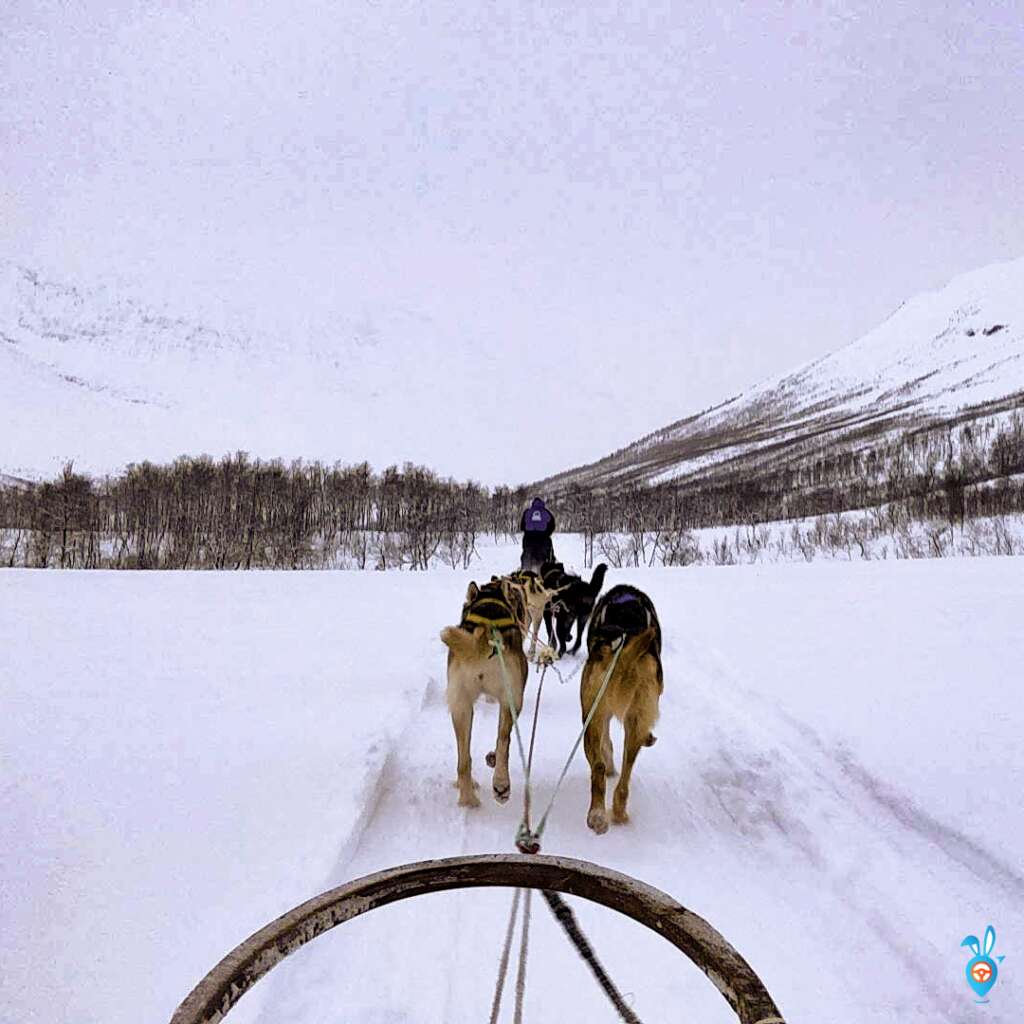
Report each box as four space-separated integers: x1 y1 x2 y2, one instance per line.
520 497 555 573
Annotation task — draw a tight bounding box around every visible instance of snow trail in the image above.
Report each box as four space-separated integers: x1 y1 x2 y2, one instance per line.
245 561 1023 1024
4 555 1022 1022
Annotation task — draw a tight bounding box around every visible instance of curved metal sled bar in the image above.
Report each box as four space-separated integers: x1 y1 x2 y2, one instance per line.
169 853 784 1024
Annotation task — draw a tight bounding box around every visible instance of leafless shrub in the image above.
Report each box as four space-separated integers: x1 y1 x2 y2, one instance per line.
711 537 735 566
654 528 703 566
992 517 1017 556
926 524 952 558
596 533 627 568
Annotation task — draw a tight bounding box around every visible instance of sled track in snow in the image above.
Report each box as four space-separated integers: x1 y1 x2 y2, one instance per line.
321 674 444 887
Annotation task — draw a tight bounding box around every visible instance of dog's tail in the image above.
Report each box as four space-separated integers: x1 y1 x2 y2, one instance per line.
440 624 488 658
592 625 657 676
619 625 658 673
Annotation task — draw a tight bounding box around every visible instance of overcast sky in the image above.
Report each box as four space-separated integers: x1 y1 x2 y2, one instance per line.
3 1 1023 481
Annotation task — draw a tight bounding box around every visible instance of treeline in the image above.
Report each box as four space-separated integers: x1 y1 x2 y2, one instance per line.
2 412 1023 569
0 456 529 570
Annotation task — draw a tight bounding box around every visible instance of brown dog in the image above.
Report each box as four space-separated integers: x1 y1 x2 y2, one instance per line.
579 585 663 834
440 580 528 807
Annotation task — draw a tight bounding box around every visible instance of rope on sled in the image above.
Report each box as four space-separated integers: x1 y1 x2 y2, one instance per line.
528 635 625 852
490 627 624 852
489 629 532 787
542 890 643 1024
549 653 585 686
513 888 532 1024
488 887 521 1024
489 628 638 1023
488 887 533 1024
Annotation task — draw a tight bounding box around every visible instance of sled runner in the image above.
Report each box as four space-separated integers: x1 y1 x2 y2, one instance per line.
169 854 784 1024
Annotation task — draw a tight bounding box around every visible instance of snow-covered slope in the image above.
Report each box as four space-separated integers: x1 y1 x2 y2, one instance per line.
0 261 497 482
3 544 1022 1023
542 257 1024 491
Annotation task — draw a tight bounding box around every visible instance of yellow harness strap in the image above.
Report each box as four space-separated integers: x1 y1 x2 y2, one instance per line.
463 596 519 631
463 611 519 629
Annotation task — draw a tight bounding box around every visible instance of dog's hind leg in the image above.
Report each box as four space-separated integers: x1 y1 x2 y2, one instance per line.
581 662 612 834
556 612 572 657
602 722 617 778
612 691 658 825
450 702 480 808
543 606 555 646
491 679 524 806
491 700 517 803
569 614 587 655
611 719 644 825
584 707 612 834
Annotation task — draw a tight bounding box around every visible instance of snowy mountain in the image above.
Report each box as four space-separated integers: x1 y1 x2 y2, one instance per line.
6 256 1024 494
540 257 1024 492
0 261 498 482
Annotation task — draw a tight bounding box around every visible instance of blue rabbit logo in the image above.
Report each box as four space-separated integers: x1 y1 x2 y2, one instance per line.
961 926 1004 1002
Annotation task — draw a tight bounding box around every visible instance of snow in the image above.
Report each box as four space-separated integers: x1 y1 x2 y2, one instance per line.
3 544 1023 1023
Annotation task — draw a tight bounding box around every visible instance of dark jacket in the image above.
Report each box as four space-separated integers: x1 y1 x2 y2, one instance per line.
520 499 555 537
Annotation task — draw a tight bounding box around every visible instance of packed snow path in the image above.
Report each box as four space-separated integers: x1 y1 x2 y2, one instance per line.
3 548 1022 1022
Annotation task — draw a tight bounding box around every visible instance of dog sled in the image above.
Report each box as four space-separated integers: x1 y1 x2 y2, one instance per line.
169 853 785 1024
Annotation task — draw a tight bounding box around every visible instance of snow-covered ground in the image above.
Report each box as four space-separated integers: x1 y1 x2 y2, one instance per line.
594 512 1024 568
3 545 1023 1023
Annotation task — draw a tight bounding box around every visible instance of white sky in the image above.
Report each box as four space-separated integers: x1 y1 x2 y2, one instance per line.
2 1 1023 482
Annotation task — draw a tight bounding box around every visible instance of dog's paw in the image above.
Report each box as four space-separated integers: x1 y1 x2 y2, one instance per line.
492 781 511 804
587 809 609 835
611 807 630 825
458 790 482 808
485 751 496 768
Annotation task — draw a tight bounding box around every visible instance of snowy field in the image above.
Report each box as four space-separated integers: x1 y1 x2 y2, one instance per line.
3 542 1023 1023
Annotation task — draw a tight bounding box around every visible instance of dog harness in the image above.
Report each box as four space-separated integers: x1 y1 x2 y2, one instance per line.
462 596 519 631
594 589 654 641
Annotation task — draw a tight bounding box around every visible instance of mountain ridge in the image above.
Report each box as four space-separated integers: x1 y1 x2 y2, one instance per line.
538 255 1024 494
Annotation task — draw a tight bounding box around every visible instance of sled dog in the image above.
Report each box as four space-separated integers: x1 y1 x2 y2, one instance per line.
440 580 528 807
538 561 608 656
580 584 663 834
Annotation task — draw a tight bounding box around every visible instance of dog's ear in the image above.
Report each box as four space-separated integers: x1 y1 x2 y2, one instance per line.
465 582 480 603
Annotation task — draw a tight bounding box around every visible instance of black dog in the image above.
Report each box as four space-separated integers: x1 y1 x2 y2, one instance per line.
541 562 609 656
540 560 571 647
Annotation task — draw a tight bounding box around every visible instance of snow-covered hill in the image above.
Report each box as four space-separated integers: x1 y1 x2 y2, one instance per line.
0 261 498 482
542 257 1024 491
6 256 1024 494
